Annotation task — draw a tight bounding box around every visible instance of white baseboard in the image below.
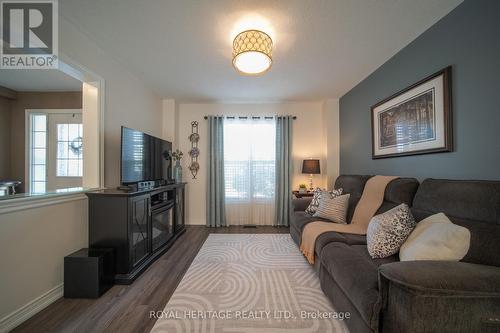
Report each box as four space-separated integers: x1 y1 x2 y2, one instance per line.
185 219 206 225
0 284 63 333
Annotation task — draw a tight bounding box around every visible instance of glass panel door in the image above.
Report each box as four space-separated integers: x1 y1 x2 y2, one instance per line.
46 112 83 192
130 195 151 267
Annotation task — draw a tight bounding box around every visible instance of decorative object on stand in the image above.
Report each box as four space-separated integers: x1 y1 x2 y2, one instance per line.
371 66 452 159
298 184 307 193
0 180 22 196
70 136 83 156
188 121 200 179
302 159 321 190
171 149 183 183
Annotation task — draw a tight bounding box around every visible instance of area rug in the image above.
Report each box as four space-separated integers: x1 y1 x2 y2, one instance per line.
150 234 349 333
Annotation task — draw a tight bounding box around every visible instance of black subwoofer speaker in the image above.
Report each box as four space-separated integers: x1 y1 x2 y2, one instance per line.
64 248 114 298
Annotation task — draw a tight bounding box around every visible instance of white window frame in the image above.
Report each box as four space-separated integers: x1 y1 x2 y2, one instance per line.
25 112 48 194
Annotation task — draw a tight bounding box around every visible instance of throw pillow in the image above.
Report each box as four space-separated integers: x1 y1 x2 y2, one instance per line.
312 193 350 224
367 204 416 258
305 187 343 215
399 213 471 261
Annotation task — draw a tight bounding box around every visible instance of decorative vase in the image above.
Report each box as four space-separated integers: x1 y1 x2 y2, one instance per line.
174 160 183 183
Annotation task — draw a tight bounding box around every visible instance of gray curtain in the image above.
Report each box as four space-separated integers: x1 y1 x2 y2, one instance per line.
275 116 293 226
206 116 227 227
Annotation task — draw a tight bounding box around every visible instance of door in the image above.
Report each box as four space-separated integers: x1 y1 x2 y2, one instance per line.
129 194 151 267
47 112 83 191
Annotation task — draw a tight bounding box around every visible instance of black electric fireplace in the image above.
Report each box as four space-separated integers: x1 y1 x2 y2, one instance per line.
151 194 175 252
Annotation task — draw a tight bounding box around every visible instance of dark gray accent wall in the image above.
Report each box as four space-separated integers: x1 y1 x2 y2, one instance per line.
339 0 500 181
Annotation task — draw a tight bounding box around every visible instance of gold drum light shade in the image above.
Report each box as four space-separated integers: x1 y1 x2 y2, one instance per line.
232 30 273 75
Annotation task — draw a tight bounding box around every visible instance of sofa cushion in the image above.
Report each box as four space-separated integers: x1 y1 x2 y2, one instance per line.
381 178 420 207
315 232 367 257
411 179 500 267
334 175 419 224
289 211 330 245
320 243 397 329
334 175 372 224
379 261 500 295
374 178 420 215
379 261 500 333
292 197 313 212
292 211 330 232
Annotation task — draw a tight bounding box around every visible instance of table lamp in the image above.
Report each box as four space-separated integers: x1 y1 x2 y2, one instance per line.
302 159 321 190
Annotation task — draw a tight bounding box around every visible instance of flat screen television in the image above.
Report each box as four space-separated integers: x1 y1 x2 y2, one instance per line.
120 126 173 185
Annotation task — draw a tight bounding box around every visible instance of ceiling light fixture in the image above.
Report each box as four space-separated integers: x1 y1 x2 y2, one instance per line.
232 29 273 76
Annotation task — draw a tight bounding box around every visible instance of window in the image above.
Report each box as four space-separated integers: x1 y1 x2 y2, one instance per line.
223 118 276 225
30 114 47 194
56 123 83 177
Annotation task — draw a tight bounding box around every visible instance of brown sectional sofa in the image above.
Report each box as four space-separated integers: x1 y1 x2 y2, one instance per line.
290 175 500 333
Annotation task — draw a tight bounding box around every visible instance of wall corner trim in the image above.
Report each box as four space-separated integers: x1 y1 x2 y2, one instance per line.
0 283 63 333
0 193 88 215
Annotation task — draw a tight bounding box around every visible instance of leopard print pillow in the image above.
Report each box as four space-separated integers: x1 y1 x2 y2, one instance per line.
305 187 343 215
367 203 416 259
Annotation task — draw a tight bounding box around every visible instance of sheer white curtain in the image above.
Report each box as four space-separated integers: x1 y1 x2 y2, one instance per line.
223 118 276 225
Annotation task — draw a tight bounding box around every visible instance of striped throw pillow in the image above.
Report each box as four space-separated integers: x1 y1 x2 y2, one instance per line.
313 193 350 224
305 187 343 215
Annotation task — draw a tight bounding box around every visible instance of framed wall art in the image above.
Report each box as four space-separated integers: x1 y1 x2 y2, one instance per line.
371 66 452 159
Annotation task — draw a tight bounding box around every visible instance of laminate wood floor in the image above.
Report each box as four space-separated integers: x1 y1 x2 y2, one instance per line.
12 226 290 333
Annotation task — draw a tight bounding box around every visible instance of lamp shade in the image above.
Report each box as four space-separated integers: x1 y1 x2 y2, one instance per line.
232 30 273 75
302 159 320 174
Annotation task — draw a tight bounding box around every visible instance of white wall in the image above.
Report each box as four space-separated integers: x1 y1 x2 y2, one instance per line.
82 83 100 189
59 17 163 188
175 102 328 225
0 16 163 328
162 99 176 144
0 197 88 329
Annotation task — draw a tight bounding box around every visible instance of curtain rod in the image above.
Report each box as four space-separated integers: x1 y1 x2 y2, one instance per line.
203 116 297 120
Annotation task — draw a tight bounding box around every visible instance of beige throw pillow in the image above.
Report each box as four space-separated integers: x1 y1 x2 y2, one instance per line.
399 213 471 261
313 193 350 224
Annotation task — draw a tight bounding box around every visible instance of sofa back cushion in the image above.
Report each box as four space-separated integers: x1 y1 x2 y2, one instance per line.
376 178 420 215
334 175 419 224
334 175 372 223
411 179 500 267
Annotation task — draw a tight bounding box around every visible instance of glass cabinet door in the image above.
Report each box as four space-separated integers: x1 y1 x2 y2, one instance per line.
175 186 185 232
129 194 151 267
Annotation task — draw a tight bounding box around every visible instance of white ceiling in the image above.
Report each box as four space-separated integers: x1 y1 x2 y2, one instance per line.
60 0 462 102
0 69 82 91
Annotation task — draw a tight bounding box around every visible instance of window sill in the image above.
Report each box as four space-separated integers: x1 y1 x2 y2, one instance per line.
0 188 98 215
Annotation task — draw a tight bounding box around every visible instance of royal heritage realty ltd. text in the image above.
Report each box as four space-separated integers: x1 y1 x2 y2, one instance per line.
149 310 351 321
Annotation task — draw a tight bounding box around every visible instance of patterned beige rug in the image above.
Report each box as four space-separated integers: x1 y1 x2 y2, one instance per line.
151 234 349 333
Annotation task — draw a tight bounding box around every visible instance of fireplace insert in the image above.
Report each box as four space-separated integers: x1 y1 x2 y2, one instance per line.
151 192 175 252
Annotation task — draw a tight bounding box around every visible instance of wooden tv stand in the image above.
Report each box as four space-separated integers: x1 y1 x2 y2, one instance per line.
86 183 186 284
